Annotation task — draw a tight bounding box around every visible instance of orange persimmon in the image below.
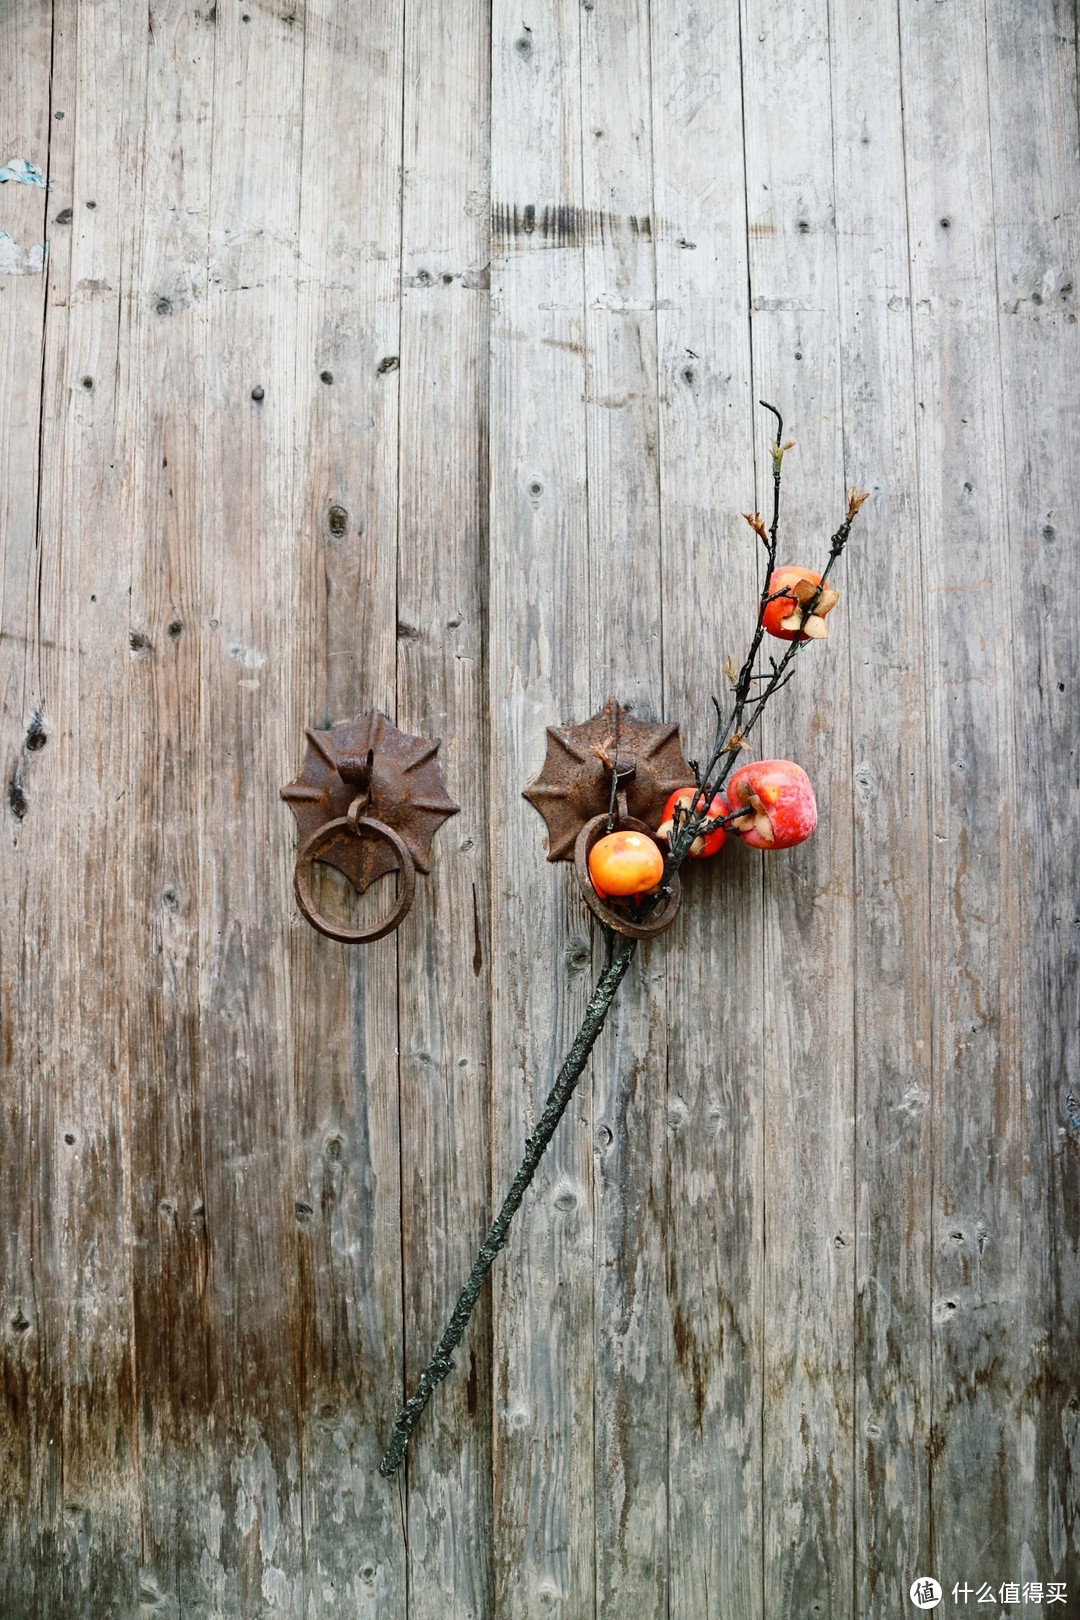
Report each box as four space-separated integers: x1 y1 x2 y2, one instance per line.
587 830 665 900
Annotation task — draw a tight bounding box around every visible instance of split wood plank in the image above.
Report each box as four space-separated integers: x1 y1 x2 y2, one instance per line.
828 7 935 1614
286 2 407 1614
488 1 596 1612
740 1 856 1613
396 0 494 1612
899 0 1025 1590
985 0 1080 1592
649 3 764 1614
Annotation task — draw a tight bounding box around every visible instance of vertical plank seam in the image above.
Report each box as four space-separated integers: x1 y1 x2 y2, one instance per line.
196 0 222 1537
979 0 1025 1512
638 5 671 1604
291 9 314 1610
646 3 678 1600
394 2 412 1605
59 0 81 1535
638 3 675 1613
574 4 598 1613
893 0 936 1567
31 0 60 704
732 3 766 1611
821 3 860 1612
19 37 60 1476
126 0 156 1533
482 0 497 1582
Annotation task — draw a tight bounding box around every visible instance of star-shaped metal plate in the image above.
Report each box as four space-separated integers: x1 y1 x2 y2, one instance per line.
281 710 458 894
522 694 694 861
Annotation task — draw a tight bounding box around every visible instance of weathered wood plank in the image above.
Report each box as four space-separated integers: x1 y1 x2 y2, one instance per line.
197 6 307 1612
899 0 1024 1591
2 3 150 1610
740 2 855 1614
396 0 493 1612
649 4 763 1615
827 7 934 1614
285 3 407 1615
488 1 595 1612
577 2 670 1612
121 6 219 1616
985 0 1080 1594
0 4 66 1612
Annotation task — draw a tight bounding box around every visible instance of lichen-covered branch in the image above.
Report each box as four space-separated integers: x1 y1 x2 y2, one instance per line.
379 935 637 1477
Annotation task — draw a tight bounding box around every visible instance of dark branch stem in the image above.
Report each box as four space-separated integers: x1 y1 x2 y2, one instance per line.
379 934 637 1476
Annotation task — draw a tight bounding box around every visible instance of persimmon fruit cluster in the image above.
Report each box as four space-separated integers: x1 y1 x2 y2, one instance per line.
654 761 817 857
588 553 841 900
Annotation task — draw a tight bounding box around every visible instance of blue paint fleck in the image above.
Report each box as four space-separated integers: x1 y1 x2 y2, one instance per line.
0 158 51 189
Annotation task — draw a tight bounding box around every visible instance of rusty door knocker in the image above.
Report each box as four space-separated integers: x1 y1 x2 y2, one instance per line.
522 694 692 939
281 710 458 943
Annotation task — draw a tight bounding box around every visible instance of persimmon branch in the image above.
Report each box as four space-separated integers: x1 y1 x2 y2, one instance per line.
379 402 868 1477
665 410 866 869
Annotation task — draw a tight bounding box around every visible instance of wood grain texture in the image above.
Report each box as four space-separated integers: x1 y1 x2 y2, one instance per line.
123 6 218 1615
396 1 493 1612
0 2 1077 1614
650 4 763 1614
488 2 595 1613
287 3 406 1614
4 3 147 1609
577 1 672 1612
985 0 1080 1592
0 1 66 1610
827 7 934 1613
899 0 1026 1595
197 2 309 1607
741 2 855 1613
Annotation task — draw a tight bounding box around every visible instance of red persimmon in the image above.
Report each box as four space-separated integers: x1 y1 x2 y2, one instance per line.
726 760 817 849
762 566 839 642
656 788 728 857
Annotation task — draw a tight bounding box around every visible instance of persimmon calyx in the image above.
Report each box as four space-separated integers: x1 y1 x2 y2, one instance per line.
728 788 775 845
779 576 840 639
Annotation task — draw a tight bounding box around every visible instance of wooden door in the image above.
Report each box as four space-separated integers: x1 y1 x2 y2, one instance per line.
2 2 1077 1616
